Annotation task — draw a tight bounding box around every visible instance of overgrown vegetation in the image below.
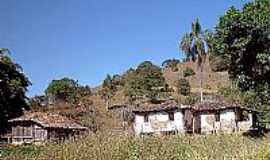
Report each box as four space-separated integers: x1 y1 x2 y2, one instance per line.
1 134 270 160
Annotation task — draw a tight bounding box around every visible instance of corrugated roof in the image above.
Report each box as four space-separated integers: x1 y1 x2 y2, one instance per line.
9 112 87 130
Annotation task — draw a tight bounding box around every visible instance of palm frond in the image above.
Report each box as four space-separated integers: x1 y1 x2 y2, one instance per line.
0 48 10 55
195 38 207 69
192 19 202 37
180 33 193 54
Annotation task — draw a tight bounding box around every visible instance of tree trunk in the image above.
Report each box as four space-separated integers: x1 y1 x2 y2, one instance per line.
105 98 109 111
199 68 204 102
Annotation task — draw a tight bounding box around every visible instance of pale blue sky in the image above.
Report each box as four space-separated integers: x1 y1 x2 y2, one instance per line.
0 0 249 96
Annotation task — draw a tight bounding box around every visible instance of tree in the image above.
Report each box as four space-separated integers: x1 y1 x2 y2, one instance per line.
124 61 165 102
45 77 79 104
209 0 270 121
99 74 117 110
77 85 92 97
209 0 270 89
162 59 180 72
177 78 191 96
0 48 31 133
180 19 208 102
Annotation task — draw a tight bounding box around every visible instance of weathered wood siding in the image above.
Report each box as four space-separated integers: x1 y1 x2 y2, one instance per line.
11 121 47 144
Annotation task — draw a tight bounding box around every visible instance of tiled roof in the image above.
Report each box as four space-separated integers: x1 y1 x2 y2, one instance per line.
192 101 256 112
132 100 181 112
9 112 87 130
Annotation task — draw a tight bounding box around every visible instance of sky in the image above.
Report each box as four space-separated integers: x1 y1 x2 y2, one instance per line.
0 0 249 97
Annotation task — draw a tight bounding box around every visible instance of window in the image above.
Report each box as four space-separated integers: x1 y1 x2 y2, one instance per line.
215 113 220 122
168 112 174 121
24 127 32 137
144 114 149 122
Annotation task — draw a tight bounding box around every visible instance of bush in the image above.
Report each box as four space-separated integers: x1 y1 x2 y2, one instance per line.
183 67 195 77
177 78 191 96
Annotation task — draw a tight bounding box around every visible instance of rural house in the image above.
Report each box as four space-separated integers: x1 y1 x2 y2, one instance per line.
8 112 88 144
132 100 188 135
132 100 258 135
191 102 257 134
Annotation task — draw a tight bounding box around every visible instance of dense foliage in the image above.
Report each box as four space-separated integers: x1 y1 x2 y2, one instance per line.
210 0 270 121
45 78 91 104
0 49 31 133
210 0 270 87
124 61 165 102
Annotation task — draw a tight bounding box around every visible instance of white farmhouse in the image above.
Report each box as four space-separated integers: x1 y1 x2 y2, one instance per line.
131 100 258 135
192 102 257 134
132 100 187 135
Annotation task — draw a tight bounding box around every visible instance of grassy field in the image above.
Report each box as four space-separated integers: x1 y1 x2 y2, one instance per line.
1 133 270 160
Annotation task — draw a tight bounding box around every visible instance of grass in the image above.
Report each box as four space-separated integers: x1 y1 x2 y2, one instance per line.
1 133 270 160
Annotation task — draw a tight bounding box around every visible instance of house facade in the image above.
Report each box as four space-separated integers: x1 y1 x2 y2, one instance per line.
132 100 187 135
8 112 88 144
192 102 256 134
132 100 257 135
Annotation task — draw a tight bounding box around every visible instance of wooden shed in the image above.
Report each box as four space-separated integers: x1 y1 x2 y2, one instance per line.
8 112 88 144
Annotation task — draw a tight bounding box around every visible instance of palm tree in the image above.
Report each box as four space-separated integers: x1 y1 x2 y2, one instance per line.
0 48 10 55
180 19 207 102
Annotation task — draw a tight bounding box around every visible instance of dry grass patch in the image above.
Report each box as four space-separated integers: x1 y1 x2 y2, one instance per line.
1 133 270 160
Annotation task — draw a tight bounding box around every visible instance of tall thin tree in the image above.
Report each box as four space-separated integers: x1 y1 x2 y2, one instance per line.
180 19 207 102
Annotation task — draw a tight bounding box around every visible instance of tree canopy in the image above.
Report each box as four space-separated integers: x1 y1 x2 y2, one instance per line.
45 77 81 104
209 0 270 90
124 61 166 102
210 0 270 121
0 49 31 132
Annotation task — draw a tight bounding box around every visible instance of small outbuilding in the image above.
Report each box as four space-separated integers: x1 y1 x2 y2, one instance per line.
8 112 88 144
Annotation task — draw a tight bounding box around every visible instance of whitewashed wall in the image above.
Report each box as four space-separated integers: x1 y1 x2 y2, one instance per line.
220 109 237 133
200 113 215 134
200 110 237 134
133 111 184 135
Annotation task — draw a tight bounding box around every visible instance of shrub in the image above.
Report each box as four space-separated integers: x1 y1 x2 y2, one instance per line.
183 95 199 105
183 67 195 77
177 78 191 96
